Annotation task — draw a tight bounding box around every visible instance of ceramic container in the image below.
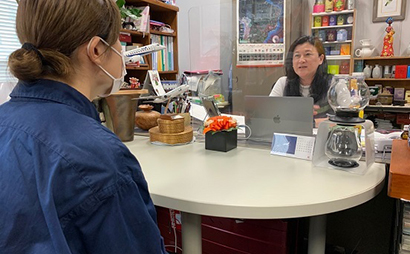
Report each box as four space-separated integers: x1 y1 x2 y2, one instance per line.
363 64 372 79
372 64 382 79
135 104 161 130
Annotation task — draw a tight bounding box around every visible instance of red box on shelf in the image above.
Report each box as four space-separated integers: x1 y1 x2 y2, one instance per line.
395 65 408 79
396 114 410 125
119 32 132 43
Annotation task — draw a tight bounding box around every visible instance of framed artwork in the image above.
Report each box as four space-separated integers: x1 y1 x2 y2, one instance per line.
373 0 406 22
236 0 285 67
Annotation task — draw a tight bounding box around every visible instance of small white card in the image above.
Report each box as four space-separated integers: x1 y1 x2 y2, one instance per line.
148 70 166 96
270 133 315 160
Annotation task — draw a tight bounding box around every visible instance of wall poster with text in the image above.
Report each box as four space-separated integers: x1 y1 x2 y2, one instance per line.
237 0 285 67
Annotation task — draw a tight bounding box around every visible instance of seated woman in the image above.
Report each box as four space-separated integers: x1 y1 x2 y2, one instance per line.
269 35 333 126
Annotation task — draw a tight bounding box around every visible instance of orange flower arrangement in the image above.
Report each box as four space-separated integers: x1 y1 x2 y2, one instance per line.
203 116 238 134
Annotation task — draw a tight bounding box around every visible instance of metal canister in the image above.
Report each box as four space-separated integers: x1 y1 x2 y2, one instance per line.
318 30 327 41
329 15 337 26
325 0 333 12
337 15 345 25
347 0 355 10
314 16 322 27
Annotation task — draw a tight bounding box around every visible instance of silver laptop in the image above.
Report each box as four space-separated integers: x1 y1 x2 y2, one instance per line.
244 96 314 142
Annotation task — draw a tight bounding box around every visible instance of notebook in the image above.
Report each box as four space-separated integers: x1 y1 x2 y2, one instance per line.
244 96 314 142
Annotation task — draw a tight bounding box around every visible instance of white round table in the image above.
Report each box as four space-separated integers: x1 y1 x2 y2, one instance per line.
126 136 385 254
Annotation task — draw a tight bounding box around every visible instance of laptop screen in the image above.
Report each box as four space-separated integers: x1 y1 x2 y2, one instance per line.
244 96 314 142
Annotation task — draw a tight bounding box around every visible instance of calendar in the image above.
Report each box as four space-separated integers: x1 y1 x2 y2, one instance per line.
270 133 315 160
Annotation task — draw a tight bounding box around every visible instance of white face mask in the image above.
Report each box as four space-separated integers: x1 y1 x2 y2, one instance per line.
87 37 127 97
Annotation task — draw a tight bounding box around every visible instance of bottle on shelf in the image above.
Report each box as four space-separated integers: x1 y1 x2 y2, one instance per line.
372 64 382 79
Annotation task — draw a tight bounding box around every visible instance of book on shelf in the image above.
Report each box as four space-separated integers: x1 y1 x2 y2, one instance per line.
150 34 174 72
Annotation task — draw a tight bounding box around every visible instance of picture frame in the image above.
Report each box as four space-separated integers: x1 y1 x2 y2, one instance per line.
139 55 149 67
373 0 406 23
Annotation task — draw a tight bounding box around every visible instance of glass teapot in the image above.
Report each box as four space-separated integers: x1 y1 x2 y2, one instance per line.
327 73 370 123
325 125 362 168
324 73 370 168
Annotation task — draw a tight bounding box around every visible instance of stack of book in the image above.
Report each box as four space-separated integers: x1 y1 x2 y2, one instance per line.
150 34 174 71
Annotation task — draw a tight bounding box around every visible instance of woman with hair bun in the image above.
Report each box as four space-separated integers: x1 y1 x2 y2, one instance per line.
0 0 167 253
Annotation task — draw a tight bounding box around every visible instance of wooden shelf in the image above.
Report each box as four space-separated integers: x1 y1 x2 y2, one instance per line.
120 29 145 36
322 40 352 45
365 105 410 113
366 78 410 81
125 0 179 12
327 55 351 60
312 24 353 30
311 9 356 74
150 30 177 37
121 29 177 37
126 66 150 71
354 56 410 61
312 10 354 16
158 70 178 74
121 0 179 82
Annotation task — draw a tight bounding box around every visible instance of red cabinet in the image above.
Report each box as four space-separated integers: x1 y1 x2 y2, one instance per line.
156 206 300 254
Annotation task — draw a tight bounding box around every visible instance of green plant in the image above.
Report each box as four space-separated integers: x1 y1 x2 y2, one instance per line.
116 0 142 20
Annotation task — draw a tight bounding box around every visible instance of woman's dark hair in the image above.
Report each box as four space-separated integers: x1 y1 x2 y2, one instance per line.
283 35 332 103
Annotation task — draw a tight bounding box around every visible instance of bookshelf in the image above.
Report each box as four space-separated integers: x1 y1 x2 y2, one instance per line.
120 0 179 83
353 57 410 89
310 9 356 74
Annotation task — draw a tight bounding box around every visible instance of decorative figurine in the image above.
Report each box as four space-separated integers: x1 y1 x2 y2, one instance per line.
381 17 395 57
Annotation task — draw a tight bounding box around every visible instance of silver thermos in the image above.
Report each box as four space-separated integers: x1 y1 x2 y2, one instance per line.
347 0 355 10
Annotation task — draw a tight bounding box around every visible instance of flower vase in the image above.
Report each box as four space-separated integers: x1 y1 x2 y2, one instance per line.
205 129 237 152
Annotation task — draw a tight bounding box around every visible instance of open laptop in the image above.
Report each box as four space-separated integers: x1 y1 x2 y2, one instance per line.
244 96 314 142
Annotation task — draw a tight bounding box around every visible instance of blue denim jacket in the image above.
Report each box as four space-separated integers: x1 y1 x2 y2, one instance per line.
0 79 167 254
